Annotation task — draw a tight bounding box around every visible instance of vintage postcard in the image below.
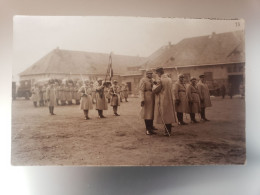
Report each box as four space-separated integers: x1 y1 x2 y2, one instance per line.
12 16 245 165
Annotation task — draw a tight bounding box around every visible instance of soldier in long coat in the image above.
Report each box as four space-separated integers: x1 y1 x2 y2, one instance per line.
90 81 96 104
139 70 157 135
197 74 212 121
173 74 190 125
187 77 200 123
121 83 129 102
46 80 57 115
78 80 93 120
95 78 108 118
153 67 177 136
109 80 121 116
31 85 39 107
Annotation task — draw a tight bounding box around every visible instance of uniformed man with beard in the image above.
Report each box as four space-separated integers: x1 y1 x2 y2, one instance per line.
78 80 93 120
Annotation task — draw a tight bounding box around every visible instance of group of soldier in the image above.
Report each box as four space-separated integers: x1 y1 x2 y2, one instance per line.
139 67 212 136
30 78 129 118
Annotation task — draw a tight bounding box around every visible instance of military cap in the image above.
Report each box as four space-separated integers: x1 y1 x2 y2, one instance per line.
178 74 185 78
155 67 164 73
190 77 196 81
146 70 153 74
199 74 205 78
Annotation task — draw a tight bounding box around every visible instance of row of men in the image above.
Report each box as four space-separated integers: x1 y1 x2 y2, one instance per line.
31 80 129 107
41 78 126 118
140 67 212 136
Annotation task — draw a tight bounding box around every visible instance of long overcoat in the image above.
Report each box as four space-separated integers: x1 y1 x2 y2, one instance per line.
31 87 40 102
78 85 93 110
121 85 129 99
139 77 154 120
197 80 212 107
95 84 108 110
109 85 121 106
173 81 190 113
153 74 177 124
187 84 201 113
46 86 57 106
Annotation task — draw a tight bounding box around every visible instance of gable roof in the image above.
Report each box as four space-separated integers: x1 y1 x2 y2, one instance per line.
143 30 245 69
20 49 146 76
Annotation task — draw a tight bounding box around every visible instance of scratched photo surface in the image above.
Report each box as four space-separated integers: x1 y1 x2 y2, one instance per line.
11 16 245 165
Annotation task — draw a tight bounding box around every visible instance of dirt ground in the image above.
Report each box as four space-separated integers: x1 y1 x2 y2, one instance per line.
11 96 245 166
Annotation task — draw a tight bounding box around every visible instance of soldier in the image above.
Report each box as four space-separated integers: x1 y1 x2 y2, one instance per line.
54 80 60 106
74 82 81 105
139 70 157 135
78 80 93 120
104 82 112 103
121 82 129 102
153 67 177 136
109 80 120 116
68 82 73 105
59 83 66 106
187 77 200 123
38 85 44 106
197 74 212 121
31 85 39 107
173 74 190 125
46 79 57 115
90 81 96 104
95 78 108 118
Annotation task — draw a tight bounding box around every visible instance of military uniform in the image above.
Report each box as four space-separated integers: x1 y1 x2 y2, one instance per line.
95 79 108 118
78 83 93 119
121 83 129 102
197 75 212 121
46 82 57 115
173 76 190 125
110 81 120 116
153 68 177 136
139 71 157 135
31 86 39 107
187 78 201 123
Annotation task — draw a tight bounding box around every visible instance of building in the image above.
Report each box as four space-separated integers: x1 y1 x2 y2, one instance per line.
121 30 245 95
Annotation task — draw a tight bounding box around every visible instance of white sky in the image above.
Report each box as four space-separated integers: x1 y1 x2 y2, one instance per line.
13 16 244 80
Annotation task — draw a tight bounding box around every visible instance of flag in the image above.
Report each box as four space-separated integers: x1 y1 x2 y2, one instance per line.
107 53 113 81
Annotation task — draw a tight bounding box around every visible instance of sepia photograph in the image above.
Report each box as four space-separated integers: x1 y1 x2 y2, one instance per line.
11 16 245 166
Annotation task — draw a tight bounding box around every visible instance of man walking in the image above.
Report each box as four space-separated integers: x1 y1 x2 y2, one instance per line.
197 74 212 121
139 70 157 135
153 67 177 136
173 74 190 125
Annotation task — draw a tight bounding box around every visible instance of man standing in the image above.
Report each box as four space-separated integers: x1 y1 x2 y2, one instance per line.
95 78 108 118
187 77 200 123
153 67 177 136
139 70 157 135
173 74 190 125
109 80 120 116
197 74 212 121
46 79 57 115
121 82 129 102
78 80 93 120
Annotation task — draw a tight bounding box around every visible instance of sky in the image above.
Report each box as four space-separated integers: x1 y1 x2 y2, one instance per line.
13 16 244 80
